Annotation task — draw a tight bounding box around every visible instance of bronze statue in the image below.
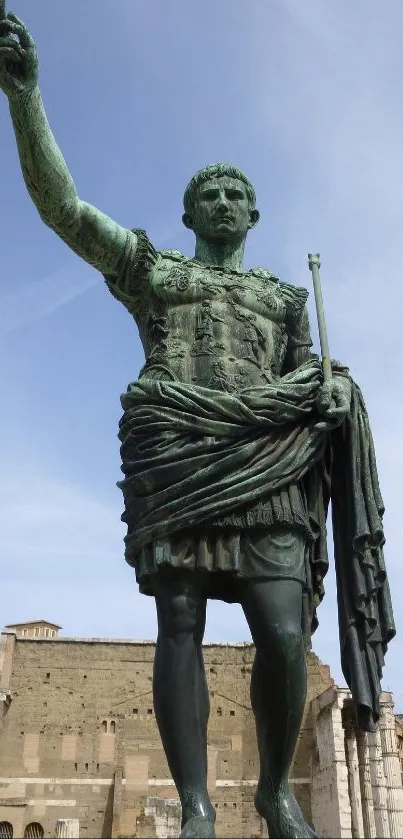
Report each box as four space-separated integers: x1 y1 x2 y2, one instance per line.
0 11 395 839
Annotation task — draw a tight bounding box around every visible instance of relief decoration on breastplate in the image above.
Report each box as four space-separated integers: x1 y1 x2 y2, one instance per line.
140 252 302 387
191 360 249 393
191 300 226 357
160 263 192 292
138 309 186 381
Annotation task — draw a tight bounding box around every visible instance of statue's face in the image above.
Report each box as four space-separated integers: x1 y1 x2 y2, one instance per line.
184 176 259 243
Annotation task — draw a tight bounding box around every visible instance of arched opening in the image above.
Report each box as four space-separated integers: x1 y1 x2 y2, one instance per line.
0 823 13 839
24 825 44 839
101 720 107 732
110 720 116 733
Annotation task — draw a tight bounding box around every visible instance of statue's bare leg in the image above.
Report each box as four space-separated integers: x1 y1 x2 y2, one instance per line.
152 571 216 838
241 576 316 839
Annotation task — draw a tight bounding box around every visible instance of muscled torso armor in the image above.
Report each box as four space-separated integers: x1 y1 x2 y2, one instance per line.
105 232 311 392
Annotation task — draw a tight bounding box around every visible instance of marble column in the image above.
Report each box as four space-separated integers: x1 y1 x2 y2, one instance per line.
311 687 352 839
368 727 390 837
356 731 377 839
344 721 364 838
55 819 80 838
379 692 403 838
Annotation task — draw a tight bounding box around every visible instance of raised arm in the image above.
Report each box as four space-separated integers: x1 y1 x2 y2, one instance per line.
0 12 137 278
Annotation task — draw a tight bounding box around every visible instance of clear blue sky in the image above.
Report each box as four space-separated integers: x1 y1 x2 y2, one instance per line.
1 0 402 708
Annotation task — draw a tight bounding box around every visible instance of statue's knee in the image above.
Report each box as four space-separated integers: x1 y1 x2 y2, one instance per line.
159 592 201 640
258 623 303 664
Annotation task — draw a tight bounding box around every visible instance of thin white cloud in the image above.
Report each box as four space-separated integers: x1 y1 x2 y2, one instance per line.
0 452 158 637
0 265 100 336
0 459 120 567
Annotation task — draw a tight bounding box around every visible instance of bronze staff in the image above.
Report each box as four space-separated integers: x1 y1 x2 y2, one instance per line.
308 252 332 382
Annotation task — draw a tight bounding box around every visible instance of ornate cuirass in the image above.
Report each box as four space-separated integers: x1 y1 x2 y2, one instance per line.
135 250 302 391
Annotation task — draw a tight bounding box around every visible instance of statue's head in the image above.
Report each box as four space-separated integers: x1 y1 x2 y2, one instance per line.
182 163 260 244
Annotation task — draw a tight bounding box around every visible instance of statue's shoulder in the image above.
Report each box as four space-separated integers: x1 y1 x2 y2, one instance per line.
158 249 190 264
249 266 280 283
250 267 308 318
279 280 309 319
152 249 196 278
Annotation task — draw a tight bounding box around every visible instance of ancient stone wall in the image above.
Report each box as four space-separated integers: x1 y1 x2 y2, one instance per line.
0 632 342 838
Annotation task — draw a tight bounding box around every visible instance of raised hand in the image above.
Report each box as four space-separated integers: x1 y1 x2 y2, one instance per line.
0 12 38 99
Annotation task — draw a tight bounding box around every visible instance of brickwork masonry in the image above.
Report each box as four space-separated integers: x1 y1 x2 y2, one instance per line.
0 632 400 838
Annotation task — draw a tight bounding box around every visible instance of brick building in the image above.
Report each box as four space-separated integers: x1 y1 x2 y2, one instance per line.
0 623 402 838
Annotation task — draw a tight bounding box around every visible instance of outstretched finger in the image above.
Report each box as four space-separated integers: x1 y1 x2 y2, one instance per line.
317 384 332 402
315 421 334 431
323 407 347 421
332 391 348 411
0 15 20 33
0 33 26 58
7 12 34 49
0 45 22 62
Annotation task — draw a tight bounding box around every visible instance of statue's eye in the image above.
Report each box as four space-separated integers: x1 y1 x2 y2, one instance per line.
201 190 219 201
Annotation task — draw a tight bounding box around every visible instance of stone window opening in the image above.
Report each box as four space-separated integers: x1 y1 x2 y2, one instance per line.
133 708 138 715
85 763 89 771
230 709 235 716
24 824 44 839
217 707 222 716
0 822 13 839
44 628 49 637
101 720 107 732
34 628 39 636
110 720 116 733
147 709 153 715
46 673 50 679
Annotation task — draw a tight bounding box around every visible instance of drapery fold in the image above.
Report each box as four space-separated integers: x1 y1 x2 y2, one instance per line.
117 359 395 728
331 384 395 727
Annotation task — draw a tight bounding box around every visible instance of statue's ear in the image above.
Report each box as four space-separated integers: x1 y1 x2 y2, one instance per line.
248 208 260 229
182 213 194 230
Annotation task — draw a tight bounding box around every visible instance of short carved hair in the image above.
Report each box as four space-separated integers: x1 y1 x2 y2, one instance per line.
183 163 256 214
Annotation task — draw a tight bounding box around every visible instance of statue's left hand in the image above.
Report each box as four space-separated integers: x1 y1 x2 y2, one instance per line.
316 377 351 426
